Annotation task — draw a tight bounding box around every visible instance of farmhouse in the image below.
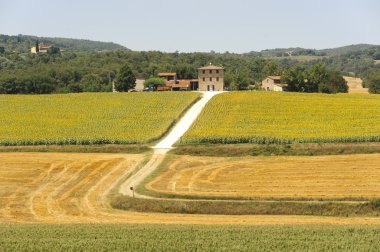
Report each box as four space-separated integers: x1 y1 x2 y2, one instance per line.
31 42 50 54
154 63 224 91
198 64 225 91
261 76 287 91
157 72 199 91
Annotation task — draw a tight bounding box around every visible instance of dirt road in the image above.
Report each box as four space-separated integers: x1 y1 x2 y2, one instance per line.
119 91 222 198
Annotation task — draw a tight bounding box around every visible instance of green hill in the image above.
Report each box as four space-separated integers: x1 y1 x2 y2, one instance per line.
320 44 377 56
0 34 128 53
249 44 379 58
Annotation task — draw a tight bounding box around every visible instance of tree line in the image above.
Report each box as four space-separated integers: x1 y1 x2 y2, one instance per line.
0 46 379 94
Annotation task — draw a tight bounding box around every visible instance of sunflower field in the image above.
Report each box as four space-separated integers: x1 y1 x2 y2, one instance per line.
181 92 380 144
0 92 199 145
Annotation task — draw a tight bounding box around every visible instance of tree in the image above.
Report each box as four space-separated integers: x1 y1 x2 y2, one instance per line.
262 61 280 77
230 71 249 90
144 77 166 90
114 64 136 92
281 65 305 92
325 71 348 93
304 63 329 92
373 52 380 60
35 41 39 53
0 47 4 54
365 70 380 94
80 73 102 92
47 46 60 55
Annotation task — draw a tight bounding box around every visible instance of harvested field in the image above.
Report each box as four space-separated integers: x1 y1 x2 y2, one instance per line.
2 152 380 225
147 154 380 200
343 76 369 94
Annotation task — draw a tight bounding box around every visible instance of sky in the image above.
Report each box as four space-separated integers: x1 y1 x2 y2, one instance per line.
0 0 379 53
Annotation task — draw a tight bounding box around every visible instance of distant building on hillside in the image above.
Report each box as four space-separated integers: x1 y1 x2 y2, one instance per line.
261 76 287 91
31 42 50 54
198 64 224 91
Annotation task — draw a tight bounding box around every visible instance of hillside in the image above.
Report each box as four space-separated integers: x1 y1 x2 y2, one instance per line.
0 34 128 53
250 44 379 58
320 44 377 56
0 33 379 94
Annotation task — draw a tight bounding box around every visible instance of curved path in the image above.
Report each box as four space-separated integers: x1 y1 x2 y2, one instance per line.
119 91 222 197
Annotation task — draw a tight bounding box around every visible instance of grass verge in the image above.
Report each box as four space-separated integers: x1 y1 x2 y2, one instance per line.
0 144 151 154
172 143 380 157
111 196 380 217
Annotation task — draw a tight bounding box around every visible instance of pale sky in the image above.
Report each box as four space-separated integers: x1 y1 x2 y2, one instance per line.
0 0 379 53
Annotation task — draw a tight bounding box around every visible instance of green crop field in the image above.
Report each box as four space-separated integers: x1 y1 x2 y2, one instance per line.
181 92 380 144
0 92 199 145
0 224 379 251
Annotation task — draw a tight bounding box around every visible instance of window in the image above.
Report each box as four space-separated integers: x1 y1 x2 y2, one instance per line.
216 70 219 74
216 77 219 82
202 70 205 74
203 77 205 81
209 70 212 74
210 77 212 81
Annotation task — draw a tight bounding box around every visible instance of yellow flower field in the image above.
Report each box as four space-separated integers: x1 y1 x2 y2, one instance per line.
181 92 380 144
0 92 199 145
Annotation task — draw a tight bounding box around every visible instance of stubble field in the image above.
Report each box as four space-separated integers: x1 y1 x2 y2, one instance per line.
2 152 380 225
147 154 380 200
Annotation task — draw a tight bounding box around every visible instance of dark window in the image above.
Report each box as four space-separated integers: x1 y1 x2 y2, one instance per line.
210 77 212 81
216 70 219 74
202 70 205 74
209 70 212 74
216 77 219 82
203 77 205 81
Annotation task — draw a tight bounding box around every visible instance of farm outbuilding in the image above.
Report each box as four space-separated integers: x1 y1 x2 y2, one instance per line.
261 76 287 91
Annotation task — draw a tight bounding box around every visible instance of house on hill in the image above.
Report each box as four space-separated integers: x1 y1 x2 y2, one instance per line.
31 42 50 54
261 76 287 91
198 64 225 91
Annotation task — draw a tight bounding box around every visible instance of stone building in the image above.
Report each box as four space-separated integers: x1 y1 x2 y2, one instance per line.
261 76 287 91
198 64 224 91
31 42 50 54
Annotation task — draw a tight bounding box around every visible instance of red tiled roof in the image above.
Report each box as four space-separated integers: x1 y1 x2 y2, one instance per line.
268 76 281 81
198 65 224 70
158 73 177 76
